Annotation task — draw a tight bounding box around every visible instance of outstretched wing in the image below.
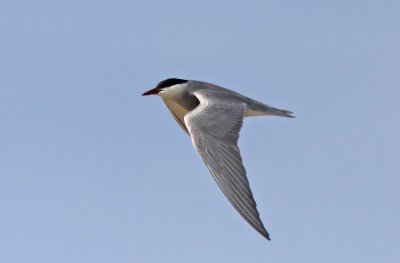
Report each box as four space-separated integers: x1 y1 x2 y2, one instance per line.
184 90 270 240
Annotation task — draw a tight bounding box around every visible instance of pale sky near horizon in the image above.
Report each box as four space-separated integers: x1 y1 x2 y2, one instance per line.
1 1 399 262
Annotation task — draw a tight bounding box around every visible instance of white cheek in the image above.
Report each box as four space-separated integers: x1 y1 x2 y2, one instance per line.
159 84 186 99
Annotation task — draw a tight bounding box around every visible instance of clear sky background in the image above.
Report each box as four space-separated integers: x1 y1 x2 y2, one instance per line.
1 1 399 262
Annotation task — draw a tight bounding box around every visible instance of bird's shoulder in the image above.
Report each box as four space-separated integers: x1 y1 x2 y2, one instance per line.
187 81 246 104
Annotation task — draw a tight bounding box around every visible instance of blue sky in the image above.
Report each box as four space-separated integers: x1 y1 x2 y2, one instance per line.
1 1 399 262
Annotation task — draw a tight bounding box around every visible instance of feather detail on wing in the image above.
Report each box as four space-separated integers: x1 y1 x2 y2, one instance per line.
184 90 270 240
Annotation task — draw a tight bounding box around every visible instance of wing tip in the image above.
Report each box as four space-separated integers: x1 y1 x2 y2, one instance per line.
258 228 271 241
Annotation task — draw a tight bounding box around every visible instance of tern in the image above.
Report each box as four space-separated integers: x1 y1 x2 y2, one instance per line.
142 78 294 240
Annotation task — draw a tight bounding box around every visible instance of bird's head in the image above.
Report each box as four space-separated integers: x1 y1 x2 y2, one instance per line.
142 78 188 96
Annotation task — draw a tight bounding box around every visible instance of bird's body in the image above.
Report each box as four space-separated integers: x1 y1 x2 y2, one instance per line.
142 78 294 240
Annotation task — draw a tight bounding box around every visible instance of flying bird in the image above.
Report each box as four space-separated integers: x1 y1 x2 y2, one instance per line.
142 78 294 240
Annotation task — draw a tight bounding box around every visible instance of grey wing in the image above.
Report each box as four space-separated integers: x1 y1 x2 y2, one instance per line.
184 92 270 240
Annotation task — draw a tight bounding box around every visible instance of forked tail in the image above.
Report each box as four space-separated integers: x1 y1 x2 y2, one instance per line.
245 98 295 118
266 106 295 118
